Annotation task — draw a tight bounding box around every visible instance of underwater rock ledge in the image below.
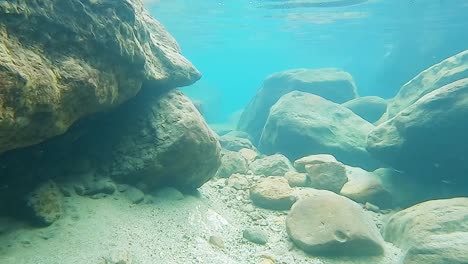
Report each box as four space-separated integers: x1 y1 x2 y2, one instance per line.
0 0 200 154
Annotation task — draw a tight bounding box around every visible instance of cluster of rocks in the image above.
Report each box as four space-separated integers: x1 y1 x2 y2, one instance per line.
0 0 221 226
220 51 468 261
0 0 467 262
238 52 468 202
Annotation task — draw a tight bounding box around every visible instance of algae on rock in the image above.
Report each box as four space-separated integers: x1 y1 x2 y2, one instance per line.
0 0 200 154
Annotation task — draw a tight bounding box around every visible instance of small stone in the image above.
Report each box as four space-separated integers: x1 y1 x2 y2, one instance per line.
73 184 86 196
26 181 64 226
286 190 385 256
90 193 107 199
209 235 224 248
243 227 269 245
124 186 145 204
216 150 248 178
117 184 130 193
155 187 184 200
249 154 294 176
305 161 347 193
258 254 276 264
294 154 338 172
227 174 250 190
88 179 116 195
341 166 392 208
239 148 258 164
284 171 309 187
250 177 296 210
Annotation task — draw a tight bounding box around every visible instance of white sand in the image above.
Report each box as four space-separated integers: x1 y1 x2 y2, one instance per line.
0 179 403 264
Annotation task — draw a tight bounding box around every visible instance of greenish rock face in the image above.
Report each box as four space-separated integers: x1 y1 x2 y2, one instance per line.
0 0 200 154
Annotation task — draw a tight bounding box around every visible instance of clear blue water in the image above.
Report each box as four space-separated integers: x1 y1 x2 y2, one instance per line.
147 0 468 123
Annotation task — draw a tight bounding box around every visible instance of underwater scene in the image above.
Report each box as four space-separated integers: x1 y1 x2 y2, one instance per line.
0 0 467 263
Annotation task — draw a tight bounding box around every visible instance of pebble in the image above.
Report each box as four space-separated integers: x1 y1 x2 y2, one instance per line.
124 186 145 204
209 235 225 249
243 227 269 245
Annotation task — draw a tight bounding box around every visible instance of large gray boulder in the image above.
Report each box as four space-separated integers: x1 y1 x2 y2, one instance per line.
259 91 379 170
367 78 468 184
108 89 221 190
0 0 200 154
383 198 468 263
386 50 468 119
238 68 358 142
286 190 385 256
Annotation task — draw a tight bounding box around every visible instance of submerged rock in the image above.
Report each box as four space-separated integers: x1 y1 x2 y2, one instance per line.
227 174 250 190
305 161 348 193
284 171 310 187
250 177 296 210
238 68 358 142
249 154 295 176
340 166 392 208
386 50 468 119
108 89 221 190
286 190 384 256
243 227 269 245
26 181 64 226
293 154 338 172
239 148 258 164
342 96 387 123
216 150 248 178
367 78 468 185
383 198 468 263
123 186 145 204
260 91 378 170
219 134 256 152
403 233 468 264
0 0 200 154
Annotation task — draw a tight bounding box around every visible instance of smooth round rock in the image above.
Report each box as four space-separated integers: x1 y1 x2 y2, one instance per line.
250 177 296 210
286 190 385 256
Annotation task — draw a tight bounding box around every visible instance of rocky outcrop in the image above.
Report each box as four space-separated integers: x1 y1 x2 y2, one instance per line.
0 0 200 154
383 198 468 263
260 91 378 170
238 68 358 142
386 50 468 119
286 190 385 256
367 78 468 185
342 96 387 124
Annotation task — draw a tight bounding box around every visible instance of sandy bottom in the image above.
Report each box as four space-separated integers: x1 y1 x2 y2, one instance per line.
0 179 403 264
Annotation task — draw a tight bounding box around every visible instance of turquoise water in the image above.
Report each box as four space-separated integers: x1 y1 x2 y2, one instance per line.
148 0 468 122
